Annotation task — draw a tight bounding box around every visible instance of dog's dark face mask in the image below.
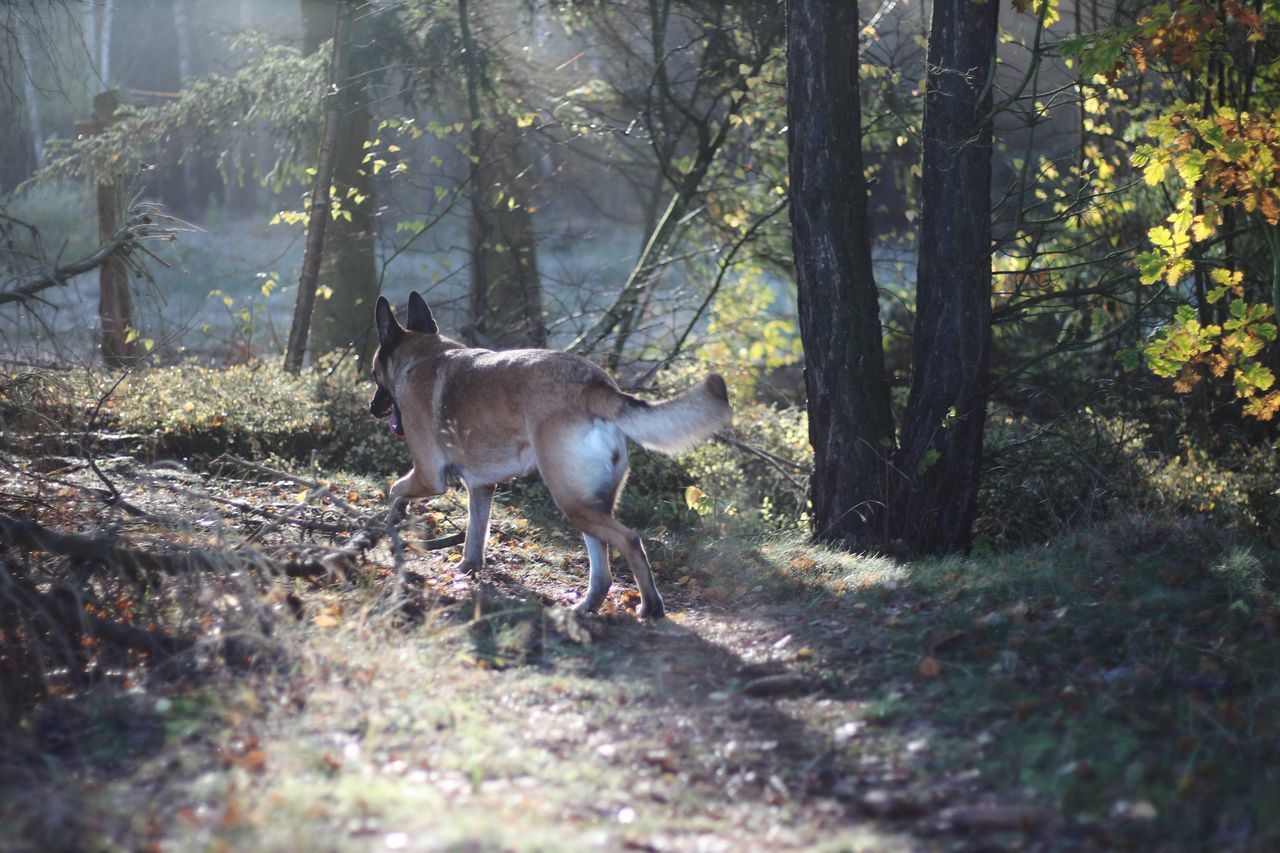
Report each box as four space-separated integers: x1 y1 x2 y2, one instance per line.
368 382 404 437
370 291 438 439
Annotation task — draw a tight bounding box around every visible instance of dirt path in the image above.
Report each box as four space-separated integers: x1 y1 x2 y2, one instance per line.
3 459 1196 850
99 547 1056 852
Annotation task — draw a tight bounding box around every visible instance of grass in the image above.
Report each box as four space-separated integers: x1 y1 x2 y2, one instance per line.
702 519 1280 845
2 361 1279 849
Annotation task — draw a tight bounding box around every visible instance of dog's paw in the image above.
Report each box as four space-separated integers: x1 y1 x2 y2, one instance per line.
637 596 665 621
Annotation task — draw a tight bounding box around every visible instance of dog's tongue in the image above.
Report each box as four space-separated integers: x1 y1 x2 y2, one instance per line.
389 403 405 439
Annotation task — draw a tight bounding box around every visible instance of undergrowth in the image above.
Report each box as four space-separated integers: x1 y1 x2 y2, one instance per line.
680 517 1280 846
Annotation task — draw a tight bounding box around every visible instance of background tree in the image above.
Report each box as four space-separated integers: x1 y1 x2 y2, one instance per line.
299 0 379 364
786 0 894 547
457 0 545 349
890 0 1001 553
285 0 355 372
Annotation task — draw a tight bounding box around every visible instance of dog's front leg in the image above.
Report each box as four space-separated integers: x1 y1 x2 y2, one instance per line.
458 483 495 576
388 467 445 521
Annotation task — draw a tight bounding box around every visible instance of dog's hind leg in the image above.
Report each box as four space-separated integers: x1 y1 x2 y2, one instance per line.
458 483 495 576
576 533 613 613
536 417 664 619
571 510 663 619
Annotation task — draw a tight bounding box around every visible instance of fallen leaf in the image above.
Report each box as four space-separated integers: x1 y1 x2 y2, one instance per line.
919 656 942 678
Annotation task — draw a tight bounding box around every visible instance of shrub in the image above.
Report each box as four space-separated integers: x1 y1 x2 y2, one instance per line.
979 411 1280 548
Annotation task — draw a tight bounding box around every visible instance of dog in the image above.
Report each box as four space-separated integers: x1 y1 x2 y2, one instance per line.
369 291 732 619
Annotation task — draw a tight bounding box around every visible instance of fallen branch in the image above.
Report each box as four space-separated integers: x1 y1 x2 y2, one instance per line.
0 569 193 656
0 511 466 585
0 513 222 581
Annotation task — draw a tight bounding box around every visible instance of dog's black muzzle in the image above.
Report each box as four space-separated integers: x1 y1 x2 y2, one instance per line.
369 384 405 437
370 384 394 418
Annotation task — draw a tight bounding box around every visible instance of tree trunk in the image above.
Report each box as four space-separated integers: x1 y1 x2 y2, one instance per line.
284 0 353 373
99 0 114 85
16 21 45 171
787 0 896 548
458 0 546 350
172 0 196 208
295 0 379 366
308 88 380 361
891 0 999 554
94 90 134 368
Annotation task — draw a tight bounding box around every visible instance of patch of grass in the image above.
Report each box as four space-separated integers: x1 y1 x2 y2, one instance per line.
702 517 1280 846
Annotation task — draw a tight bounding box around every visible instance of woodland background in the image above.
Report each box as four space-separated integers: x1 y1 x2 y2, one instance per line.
1 0 1278 849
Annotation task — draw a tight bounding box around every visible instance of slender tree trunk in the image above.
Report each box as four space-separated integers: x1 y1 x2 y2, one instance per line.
99 0 114 85
787 0 895 548
297 0 379 366
94 90 134 367
172 0 196 208
458 0 545 350
16 22 45 170
569 0 766 359
891 0 999 554
284 0 353 373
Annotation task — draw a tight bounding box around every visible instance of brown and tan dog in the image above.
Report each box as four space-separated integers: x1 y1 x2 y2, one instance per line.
370 291 732 619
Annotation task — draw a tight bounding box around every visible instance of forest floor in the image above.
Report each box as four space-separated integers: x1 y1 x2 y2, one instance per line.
2 446 1278 851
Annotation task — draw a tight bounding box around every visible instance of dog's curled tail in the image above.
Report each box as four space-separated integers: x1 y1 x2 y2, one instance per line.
614 374 732 455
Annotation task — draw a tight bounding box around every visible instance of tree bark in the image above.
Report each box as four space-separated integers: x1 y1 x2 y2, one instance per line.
892 0 999 554
284 0 353 373
98 0 114 85
297 0 379 366
172 0 196 207
16 21 45 170
94 90 134 368
458 0 546 350
787 0 895 547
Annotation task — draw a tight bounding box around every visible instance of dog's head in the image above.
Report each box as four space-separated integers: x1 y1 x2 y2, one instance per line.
370 291 439 437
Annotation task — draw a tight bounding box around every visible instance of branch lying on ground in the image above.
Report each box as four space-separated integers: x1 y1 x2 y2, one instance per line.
1 569 194 656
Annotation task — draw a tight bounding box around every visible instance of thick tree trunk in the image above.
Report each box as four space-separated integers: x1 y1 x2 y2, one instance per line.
787 0 895 547
308 88 380 361
296 0 379 366
458 0 545 350
892 0 999 554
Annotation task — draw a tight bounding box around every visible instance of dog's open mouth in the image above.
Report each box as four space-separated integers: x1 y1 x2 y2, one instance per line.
389 402 404 438
370 385 405 439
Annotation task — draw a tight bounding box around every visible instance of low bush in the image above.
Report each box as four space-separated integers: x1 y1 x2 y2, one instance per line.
981 411 1280 548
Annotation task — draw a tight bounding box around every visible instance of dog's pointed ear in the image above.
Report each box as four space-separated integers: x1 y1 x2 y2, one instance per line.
406 291 438 335
375 295 404 349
